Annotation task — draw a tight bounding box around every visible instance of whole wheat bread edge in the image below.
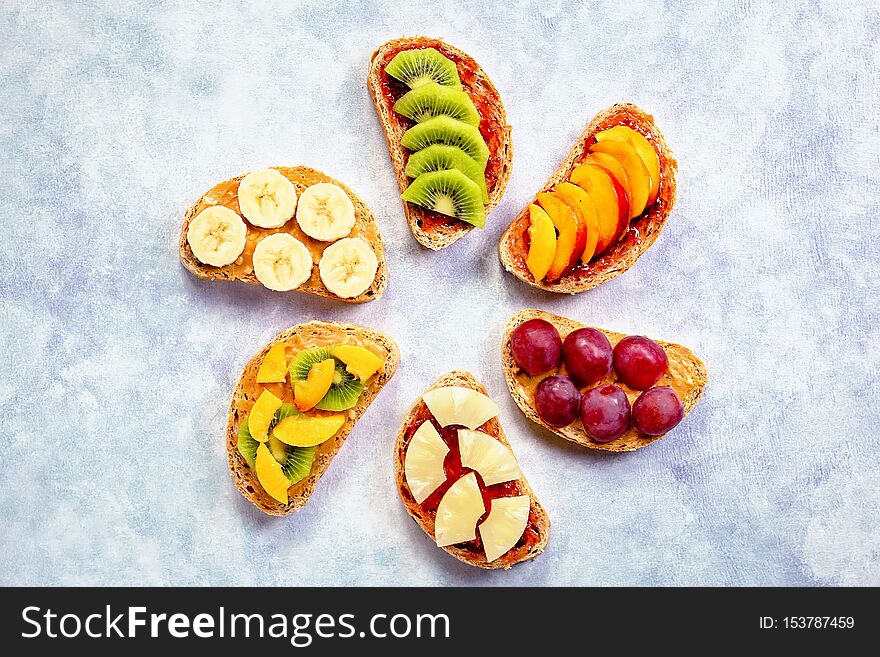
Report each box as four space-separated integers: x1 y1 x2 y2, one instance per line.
179 166 388 304
501 309 707 452
394 370 550 569
368 37 513 250
227 322 400 516
499 103 678 293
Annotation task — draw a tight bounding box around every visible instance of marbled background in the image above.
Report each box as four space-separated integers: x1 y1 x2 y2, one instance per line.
1 0 877 586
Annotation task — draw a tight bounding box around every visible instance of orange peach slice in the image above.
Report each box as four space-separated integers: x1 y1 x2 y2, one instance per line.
536 192 587 282
294 358 335 412
255 343 288 384
595 126 661 205
525 203 556 282
589 140 651 219
570 163 629 256
554 182 599 263
584 152 630 204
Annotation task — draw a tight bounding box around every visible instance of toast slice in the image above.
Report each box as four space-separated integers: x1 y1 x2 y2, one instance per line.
395 370 549 569
368 37 513 250
499 103 678 293
180 166 387 303
227 321 399 516
502 309 706 452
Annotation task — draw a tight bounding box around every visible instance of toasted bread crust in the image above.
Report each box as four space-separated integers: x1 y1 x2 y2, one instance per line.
394 370 550 569
180 166 387 303
501 309 707 452
368 37 513 250
227 322 399 516
499 103 678 293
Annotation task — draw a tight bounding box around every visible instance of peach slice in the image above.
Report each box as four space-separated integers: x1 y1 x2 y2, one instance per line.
589 139 651 219
293 358 335 412
255 343 288 384
584 152 630 204
595 126 661 205
273 413 346 447
536 192 587 282
554 182 599 263
331 345 384 383
570 163 629 256
525 203 556 282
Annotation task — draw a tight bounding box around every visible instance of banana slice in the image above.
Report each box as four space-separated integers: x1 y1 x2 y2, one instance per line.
318 237 378 299
186 206 247 267
252 233 313 291
296 183 356 241
238 168 298 229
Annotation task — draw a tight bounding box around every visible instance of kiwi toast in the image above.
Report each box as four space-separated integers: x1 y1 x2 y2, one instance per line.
369 37 513 250
228 321 399 516
181 166 387 303
502 309 706 452
395 371 549 569
499 103 677 293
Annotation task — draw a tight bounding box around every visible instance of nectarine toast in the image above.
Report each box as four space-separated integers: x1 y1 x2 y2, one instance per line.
181 166 387 303
502 309 706 452
368 37 513 250
499 104 677 293
395 371 549 569
228 321 399 516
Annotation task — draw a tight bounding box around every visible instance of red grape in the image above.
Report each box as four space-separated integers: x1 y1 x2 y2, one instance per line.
562 328 612 387
534 375 580 427
579 384 631 442
613 336 668 390
510 319 562 376
632 386 684 435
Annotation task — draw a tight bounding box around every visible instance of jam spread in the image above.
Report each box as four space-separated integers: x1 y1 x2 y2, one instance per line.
400 403 542 559
376 41 508 233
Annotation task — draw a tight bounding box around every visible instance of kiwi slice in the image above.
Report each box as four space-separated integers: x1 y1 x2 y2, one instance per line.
237 417 259 469
385 48 461 89
393 82 480 127
401 169 486 228
405 144 488 204
281 445 317 484
288 347 364 411
401 116 489 166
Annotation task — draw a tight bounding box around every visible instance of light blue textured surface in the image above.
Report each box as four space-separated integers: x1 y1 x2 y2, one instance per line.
1 0 878 586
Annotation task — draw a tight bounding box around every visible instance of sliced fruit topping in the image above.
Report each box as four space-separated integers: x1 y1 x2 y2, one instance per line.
294 358 336 412
457 429 522 486
401 116 489 166
422 386 499 430
273 413 346 447
401 169 486 228
632 386 683 436
595 126 660 205
295 182 355 241
613 335 668 390
583 152 631 209
580 384 631 443
248 389 284 442
479 496 530 563
570 163 629 256
318 237 379 299
187 206 247 267
393 81 480 127
330 345 384 383
589 139 651 219
404 421 450 504
534 375 581 428
510 318 562 376
434 472 484 548
252 233 312 292
525 203 556 282
554 182 599 263
256 343 288 384
385 47 461 89
237 417 259 468
237 168 297 229
290 348 365 411
536 191 586 282
255 442 290 504
404 144 488 204
281 445 317 484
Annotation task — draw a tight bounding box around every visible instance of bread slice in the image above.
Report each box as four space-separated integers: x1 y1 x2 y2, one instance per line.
368 37 513 250
502 309 706 452
394 370 549 569
227 321 399 516
499 103 678 293
180 166 387 303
